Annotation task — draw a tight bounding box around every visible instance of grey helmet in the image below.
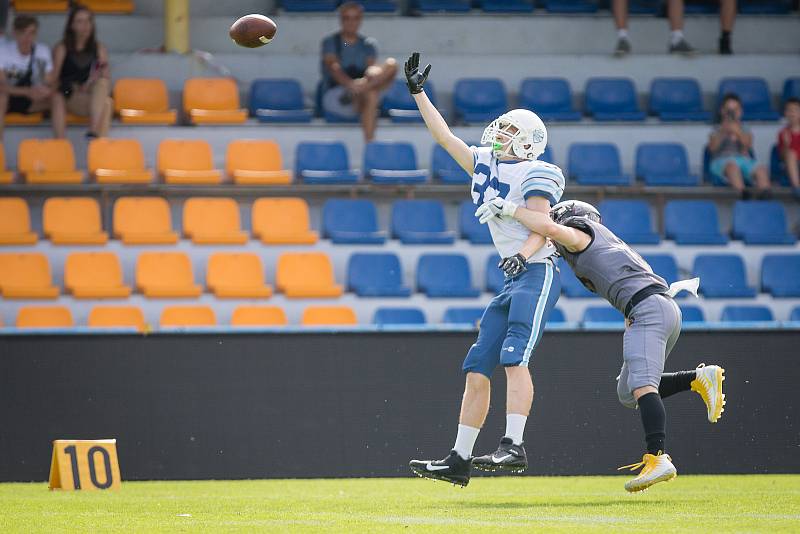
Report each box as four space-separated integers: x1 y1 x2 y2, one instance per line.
550 200 601 226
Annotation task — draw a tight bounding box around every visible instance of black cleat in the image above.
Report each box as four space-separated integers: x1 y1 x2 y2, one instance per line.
409 450 471 487
472 437 528 473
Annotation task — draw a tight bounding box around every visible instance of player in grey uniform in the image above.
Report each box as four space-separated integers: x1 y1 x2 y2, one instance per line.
476 198 726 492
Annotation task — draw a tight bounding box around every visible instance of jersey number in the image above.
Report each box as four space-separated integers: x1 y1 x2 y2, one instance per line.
472 163 510 206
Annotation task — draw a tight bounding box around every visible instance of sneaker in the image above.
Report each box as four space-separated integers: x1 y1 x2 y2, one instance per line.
691 363 726 423
472 437 528 473
619 453 677 492
409 450 471 487
669 38 696 56
614 38 631 57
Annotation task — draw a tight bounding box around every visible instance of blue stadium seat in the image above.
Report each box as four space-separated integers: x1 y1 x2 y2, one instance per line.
381 80 436 123
598 200 660 244
545 0 599 12
679 305 705 323
791 307 800 322
568 143 630 185
693 254 756 298
417 254 480 298
282 0 338 11
454 78 507 124
583 306 624 324
664 200 727 245
392 200 456 244
770 145 788 186
649 78 710 122
296 142 359 184
784 78 800 105
361 0 398 12
558 258 597 298
718 78 780 121
635 143 697 186
732 201 795 245
460 201 492 244
416 0 471 11
684 1 718 13
585 78 645 121
483 0 533 11
540 145 555 165
443 307 485 325
761 255 800 297
486 254 504 293
738 0 791 14
373 307 426 325
519 78 581 122
347 253 411 297
249 79 312 123
364 142 428 184
627 0 660 14
720 305 774 322
548 308 566 323
322 199 386 244
432 144 471 184
642 254 679 285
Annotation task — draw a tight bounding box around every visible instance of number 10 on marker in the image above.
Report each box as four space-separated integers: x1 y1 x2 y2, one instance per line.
49 439 121 491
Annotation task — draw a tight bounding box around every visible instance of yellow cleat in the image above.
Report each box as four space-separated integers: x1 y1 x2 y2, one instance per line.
618 453 677 493
691 363 725 423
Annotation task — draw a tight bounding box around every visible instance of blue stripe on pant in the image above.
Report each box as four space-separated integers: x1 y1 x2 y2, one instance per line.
462 260 561 378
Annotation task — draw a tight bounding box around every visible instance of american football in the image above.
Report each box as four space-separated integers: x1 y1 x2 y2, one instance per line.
229 14 277 48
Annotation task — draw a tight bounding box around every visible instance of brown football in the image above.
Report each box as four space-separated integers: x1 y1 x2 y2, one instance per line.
229 14 277 48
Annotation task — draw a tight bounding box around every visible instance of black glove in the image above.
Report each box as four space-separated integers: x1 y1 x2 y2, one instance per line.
404 52 431 95
499 253 528 278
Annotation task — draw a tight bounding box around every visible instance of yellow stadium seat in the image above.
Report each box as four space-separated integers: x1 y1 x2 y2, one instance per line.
252 198 318 245
226 140 291 185
18 139 84 184
301 306 357 326
0 144 15 183
88 139 153 184
207 253 272 298
183 198 247 244
113 197 178 245
136 252 201 298
0 198 37 244
276 252 342 298
183 78 247 124
88 306 145 332
114 78 177 125
80 0 135 14
231 306 287 327
0 253 59 299
43 197 108 245
12 0 68 12
5 112 44 125
66 113 89 125
160 305 216 327
64 252 131 299
157 139 222 184
16 306 73 328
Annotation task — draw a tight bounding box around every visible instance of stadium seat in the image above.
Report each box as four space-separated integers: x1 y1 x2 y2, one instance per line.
642 254 679 285
183 198 247 245
648 78 710 122
17 139 83 184
160 306 216 327
226 140 291 185
598 200 660 244
0 144 14 183
381 80 436 123
482 0 533 12
249 79 312 123
558 258 596 298
784 78 800 105
519 78 581 121
664 200 727 245
545 0 599 12
276 253 343 298
443 307 484 326
347 253 411 297
432 144 470 184
460 201 492 245
80 0 135 13
585 78 645 121
322 199 386 244
416 0 471 12
88 138 152 184
761 255 800 297
373 307 426 325
113 79 177 125
43 197 108 245
679 305 705 323
392 200 455 244
486 254 504 293
295 141 359 184
693 254 756 298
64 252 131 299
582 306 624 324
88 306 146 331
4 112 44 125
548 308 566 323
113 197 178 245
0 253 59 299
568 143 630 185
206 253 273 298
737 0 791 14
770 145 788 186
157 140 223 184
136 252 202 298
635 143 697 186
731 201 795 245
252 198 319 245
231 306 288 327
539 145 555 165
16 306 73 328
12 1 68 12
720 306 774 323
364 142 427 184
301 306 357 326
183 78 247 124
417 254 480 298
791 307 800 322
718 78 780 121
282 0 338 11
453 78 507 124
360 0 397 12
0 198 37 244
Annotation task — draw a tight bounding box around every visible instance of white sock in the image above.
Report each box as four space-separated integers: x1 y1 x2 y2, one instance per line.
617 29 629 40
670 30 684 45
505 414 527 446
453 424 480 460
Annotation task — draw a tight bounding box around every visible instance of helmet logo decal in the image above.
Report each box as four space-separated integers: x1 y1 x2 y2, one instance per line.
532 128 545 144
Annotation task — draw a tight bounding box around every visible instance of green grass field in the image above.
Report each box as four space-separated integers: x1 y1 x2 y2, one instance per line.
1 475 798 533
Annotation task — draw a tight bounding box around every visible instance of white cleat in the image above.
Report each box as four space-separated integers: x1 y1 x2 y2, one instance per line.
619 453 677 493
691 363 726 423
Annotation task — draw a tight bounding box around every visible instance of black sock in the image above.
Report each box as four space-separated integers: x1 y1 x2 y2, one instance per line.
659 371 696 399
721 30 731 40
638 392 666 455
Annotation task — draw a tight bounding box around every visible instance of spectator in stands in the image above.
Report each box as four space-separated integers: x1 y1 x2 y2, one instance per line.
708 94 771 199
51 4 112 139
320 1 397 141
613 0 695 56
778 97 800 200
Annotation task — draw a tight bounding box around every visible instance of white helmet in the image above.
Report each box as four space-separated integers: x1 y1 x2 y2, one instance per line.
481 109 548 161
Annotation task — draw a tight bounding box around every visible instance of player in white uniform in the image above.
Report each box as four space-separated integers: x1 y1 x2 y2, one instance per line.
404 53 564 486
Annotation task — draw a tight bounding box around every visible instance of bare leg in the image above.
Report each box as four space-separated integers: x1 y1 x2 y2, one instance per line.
50 92 67 138
612 0 628 31
667 0 684 31
505 366 533 417
783 150 800 189
724 161 745 192
459 372 491 428
720 0 736 32
752 165 771 192
88 78 111 136
356 88 379 142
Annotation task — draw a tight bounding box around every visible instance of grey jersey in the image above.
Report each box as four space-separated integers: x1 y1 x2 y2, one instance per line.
555 219 668 314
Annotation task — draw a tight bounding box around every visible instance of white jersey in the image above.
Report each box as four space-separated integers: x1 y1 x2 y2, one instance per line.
470 146 566 261
0 41 53 87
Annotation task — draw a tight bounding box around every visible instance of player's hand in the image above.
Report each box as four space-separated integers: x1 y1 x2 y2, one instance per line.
475 197 518 224
499 253 528 278
404 52 431 95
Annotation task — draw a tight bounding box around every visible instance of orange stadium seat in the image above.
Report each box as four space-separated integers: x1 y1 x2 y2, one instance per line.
18 139 84 184
43 197 108 245
183 78 247 124
276 252 343 298
16 306 73 328
0 253 59 299
157 139 223 184
64 252 131 299
5 112 44 125
0 144 14 183
114 79 177 125
81 0 135 14
136 252 202 298
12 1 68 12
183 197 247 244
252 198 318 245
88 139 153 184
231 306 287 327
88 306 146 332
226 140 291 185
160 305 216 327
0 198 37 244
301 306 357 326
113 197 178 245
206 253 272 298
